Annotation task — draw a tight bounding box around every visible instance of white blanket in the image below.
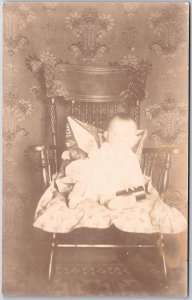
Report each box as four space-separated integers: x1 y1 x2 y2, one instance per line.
34 143 187 234
33 178 187 234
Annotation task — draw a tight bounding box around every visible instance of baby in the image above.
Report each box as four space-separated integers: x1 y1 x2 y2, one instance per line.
67 114 146 209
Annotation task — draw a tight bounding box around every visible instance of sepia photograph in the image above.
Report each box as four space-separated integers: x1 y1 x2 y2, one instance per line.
2 1 189 297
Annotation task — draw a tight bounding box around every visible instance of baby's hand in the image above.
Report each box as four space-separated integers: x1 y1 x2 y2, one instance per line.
52 173 63 181
126 184 139 191
99 192 115 205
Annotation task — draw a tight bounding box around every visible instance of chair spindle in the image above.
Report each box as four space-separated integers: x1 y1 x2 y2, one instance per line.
50 98 58 174
134 100 140 128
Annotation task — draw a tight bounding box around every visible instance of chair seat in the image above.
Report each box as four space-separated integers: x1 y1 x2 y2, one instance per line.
55 226 160 246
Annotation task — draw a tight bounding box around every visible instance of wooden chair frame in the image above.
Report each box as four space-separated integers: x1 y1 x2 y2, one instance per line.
34 63 183 289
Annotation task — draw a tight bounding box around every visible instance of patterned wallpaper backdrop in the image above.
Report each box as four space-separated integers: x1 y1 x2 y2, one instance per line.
3 2 189 239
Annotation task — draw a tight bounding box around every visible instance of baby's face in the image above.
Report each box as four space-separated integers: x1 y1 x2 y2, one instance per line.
106 119 138 148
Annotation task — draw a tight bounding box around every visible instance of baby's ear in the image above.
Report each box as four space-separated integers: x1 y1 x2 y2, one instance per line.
104 131 108 140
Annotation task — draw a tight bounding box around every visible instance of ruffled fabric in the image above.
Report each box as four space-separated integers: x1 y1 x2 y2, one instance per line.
34 145 187 234
34 178 187 234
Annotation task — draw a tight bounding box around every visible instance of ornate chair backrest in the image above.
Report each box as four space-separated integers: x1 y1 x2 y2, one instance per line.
141 148 171 194
45 64 143 176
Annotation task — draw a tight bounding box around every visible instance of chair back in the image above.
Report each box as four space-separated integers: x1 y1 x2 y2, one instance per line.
35 63 182 194
141 147 182 194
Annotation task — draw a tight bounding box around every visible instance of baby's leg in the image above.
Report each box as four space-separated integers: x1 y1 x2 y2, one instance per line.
68 182 87 209
107 195 136 210
69 182 99 208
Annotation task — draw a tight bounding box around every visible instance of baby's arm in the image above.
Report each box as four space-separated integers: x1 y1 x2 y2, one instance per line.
144 176 159 197
59 159 71 177
125 153 145 191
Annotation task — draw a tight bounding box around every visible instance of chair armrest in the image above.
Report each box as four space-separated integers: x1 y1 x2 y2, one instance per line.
142 147 185 155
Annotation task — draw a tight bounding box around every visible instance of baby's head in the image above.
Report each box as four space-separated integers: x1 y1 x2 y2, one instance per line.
104 114 139 148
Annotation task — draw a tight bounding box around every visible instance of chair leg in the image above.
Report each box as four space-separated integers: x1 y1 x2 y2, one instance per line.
160 234 169 289
48 233 56 282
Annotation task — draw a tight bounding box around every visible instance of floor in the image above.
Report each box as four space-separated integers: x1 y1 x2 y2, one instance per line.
2 230 188 297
